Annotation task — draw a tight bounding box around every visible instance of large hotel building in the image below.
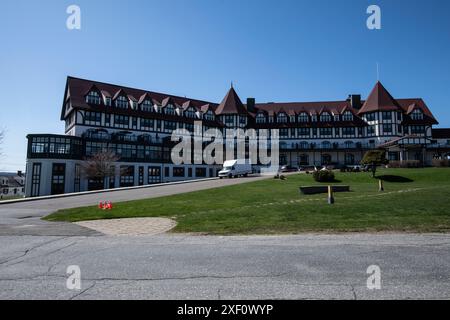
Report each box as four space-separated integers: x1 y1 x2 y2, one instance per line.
25 77 450 197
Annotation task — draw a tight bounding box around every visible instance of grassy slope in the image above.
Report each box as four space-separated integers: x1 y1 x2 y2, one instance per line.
45 168 450 234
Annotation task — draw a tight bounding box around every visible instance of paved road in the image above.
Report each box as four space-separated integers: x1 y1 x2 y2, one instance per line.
0 233 449 299
0 176 269 236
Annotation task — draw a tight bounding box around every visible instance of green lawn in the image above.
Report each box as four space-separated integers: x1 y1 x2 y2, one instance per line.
44 168 450 235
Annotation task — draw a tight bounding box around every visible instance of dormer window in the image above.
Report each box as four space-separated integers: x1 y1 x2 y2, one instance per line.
165 104 176 115
115 96 128 109
204 111 215 121
277 113 287 123
411 109 423 120
142 100 153 112
320 112 332 122
185 107 196 118
311 115 317 122
86 91 101 104
131 102 138 110
342 111 353 122
105 98 112 106
298 113 309 123
290 115 296 122
256 113 266 124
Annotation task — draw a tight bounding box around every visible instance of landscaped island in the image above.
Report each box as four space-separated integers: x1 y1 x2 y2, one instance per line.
45 168 450 235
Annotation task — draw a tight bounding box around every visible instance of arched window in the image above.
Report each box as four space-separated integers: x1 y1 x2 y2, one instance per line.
344 141 354 149
321 154 332 165
320 112 332 122
411 109 423 120
115 96 128 109
321 141 332 149
277 113 287 123
141 100 153 112
345 153 355 165
86 91 101 104
342 111 353 121
299 141 309 150
298 113 309 123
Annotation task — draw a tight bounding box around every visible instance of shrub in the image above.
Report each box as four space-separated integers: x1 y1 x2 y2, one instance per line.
312 169 335 182
388 160 421 168
432 159 450 167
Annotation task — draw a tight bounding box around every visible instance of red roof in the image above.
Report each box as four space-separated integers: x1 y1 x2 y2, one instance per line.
215 87 248 115
358 81 402 114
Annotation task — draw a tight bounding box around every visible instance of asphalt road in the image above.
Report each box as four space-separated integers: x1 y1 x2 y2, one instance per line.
0 175 449 300
1 233 449 300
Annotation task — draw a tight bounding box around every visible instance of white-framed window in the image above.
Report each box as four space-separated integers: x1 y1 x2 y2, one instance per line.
298 113 309 123
342 111 353 121
256 113 266 123
277 113 287 123
165 104 176 115
86 91 101 104
115 96 128 109
320 112 332 122
105 98 112 106
141 100 153 112
411 109 424 120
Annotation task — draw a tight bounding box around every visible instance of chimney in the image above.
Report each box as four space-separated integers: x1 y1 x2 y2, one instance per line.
246 98 256 113
17 171 22 177
348 94 361 109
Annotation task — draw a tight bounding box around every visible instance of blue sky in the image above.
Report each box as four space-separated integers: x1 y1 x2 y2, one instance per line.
1 0 450 171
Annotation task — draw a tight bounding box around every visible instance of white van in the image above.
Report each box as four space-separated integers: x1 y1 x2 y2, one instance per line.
218 159 252 178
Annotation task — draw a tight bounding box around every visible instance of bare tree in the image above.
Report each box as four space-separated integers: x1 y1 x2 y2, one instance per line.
81 150 121 189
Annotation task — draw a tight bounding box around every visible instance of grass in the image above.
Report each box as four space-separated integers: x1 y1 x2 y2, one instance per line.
44 168 450 235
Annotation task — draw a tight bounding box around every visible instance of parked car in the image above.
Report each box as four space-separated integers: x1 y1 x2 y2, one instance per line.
280 165 299 172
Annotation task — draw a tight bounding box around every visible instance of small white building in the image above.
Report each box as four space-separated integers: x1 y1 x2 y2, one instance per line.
0 171 26 199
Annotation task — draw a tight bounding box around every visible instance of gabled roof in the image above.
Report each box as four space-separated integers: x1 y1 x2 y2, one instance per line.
358 81 402 114
215 87 248 115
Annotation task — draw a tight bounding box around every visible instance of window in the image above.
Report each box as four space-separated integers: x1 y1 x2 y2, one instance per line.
298 113 309 123
256 114 266 123
365 113 376 121
342 127 355 136
298 154 309 165
115 96 128 109
120 166 134 187
195 167 206 177
321 141 332 149
138 166 144 186
31 163 41 197
311 115 317 122
382 111 392 121
342 112 353 121
297 128 309 137
321 154 332 165
280 128 289 138
320 112 332 122
204 111 215 121
345 153 355 165
173 167 185 177
114 115 129 128
344 141 354 149
299 141 309 149
410 125 425 134
319 128 332 137
74 164 81 192
185 108 196 118
224 115 234 126
411 109 424 120
86 91 101 104
165 104 176 115
141 118 154 130
277 113 287 123
164 121 177 132
105 98 112 106
383 123 393 134
142 100 153 112
148 167 161 184
367 125 375 136
84 111 102 126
